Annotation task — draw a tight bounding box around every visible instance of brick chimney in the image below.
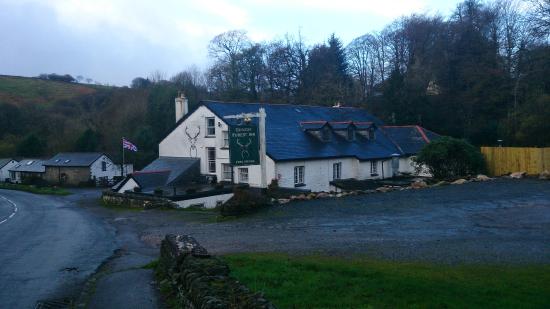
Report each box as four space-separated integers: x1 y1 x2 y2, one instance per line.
175 92 188 123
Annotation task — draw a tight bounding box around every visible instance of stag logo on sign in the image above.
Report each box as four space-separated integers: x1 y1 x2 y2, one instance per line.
229 125 260 166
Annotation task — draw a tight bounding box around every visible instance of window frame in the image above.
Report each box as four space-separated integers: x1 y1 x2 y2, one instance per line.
206 147 216 174
222 163 232 181
347 127 355 141
206 117 216 136
370 160 378 175
101 161 107 172
222 130 229 148
238 167 249 183
333 162 342 180
294 166 305 186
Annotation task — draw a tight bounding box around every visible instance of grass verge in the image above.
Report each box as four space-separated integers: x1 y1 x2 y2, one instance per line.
224 253 550 308
0 183 71 195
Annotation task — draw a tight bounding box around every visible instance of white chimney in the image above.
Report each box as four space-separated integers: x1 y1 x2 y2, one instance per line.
175 92 189 123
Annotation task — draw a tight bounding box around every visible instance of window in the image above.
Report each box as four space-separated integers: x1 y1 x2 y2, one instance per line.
101 161 107 172
207 147 216 173
347 127 355 141
333 162 342 180
222 130 229 148
321 126 331 142
222 164 232 181
206 117 216 136
294 166 305 186
368 129 375 140
238 168 249 183
370 160 378 175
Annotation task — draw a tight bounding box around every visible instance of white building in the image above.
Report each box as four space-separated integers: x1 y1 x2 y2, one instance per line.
0 158 19 182
157 94 438 193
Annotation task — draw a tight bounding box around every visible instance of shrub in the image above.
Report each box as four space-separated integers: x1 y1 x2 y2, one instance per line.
414 136 485 179
220 188 269 216
154 188 164 196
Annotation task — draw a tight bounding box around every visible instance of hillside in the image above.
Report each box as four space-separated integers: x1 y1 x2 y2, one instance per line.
0 75 154 167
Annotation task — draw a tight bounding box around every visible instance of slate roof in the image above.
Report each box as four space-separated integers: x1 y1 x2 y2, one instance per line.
382 126 440 155
202 101 401 161
122 157 200 192
0 158 16 169
43 152 105 167
9 159 45 173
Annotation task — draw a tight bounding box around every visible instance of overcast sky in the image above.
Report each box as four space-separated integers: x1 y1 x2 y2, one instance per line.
0 0 460 86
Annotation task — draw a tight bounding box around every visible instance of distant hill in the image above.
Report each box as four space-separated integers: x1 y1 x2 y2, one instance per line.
0 75 155 167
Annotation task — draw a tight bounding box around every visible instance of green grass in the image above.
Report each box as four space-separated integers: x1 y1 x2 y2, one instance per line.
0 183 71 195
0 75 98 105
224 253 550 308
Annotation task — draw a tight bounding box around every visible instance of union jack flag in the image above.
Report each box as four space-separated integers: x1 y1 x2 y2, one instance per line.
122 138 138 152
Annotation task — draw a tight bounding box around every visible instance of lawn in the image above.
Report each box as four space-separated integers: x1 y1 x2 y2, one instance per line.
224 253 550 308
0 183 71 196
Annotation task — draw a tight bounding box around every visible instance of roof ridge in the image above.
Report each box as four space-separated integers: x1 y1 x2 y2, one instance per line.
202 100 365 110
415 125 430 143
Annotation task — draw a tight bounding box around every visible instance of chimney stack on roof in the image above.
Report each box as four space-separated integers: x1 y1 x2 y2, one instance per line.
175 92 189 123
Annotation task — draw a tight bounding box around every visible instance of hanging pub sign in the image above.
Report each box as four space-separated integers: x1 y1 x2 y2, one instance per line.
229 124 260 166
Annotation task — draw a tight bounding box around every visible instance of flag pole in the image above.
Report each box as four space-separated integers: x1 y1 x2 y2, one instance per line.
121 137 125 177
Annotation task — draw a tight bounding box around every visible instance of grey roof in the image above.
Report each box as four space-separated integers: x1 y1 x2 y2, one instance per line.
140 156 200 185
9 159 46 173
43 152 105 167
0 158 16 169
382 126 440 155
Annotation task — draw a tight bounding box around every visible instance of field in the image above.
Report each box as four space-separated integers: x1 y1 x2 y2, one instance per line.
0 75 98 105
225 253 550 308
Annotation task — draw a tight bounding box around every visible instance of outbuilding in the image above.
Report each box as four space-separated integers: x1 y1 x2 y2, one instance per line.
43 152 130 186
9 159 46 183
0 158 19 182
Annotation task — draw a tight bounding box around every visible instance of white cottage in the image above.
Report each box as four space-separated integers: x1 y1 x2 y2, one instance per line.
158 94 438 192
0 158 19 182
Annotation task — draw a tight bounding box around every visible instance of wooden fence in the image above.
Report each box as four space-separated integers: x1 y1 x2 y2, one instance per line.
481 147 550 176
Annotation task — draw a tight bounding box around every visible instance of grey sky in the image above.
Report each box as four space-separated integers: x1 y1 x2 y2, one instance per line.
0 0 460 86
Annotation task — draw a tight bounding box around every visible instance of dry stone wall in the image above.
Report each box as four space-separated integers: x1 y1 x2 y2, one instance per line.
159 234 276 309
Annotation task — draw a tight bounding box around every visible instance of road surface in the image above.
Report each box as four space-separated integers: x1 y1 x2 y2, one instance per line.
0 189 116 308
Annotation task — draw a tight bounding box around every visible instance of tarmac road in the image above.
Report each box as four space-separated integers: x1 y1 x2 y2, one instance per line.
0 189 116 309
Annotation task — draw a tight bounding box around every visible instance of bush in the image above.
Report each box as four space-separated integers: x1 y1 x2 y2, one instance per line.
414 136 485 179
219 188 269 216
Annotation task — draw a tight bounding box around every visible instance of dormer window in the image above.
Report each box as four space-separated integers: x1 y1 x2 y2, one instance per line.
368 128 376 140
321 126 331 142
347 126 356 141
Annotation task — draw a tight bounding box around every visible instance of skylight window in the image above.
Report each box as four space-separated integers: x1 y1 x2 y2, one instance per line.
55 159 61 162
64 159 71 163
26 160 34 165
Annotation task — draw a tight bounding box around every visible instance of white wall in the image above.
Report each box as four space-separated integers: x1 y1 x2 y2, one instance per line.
91 155 120 181
0 160 18 182
159 106 277 187
116 178 139 193
175 193 234 209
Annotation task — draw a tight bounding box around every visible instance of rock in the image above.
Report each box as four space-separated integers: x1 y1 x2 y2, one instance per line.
296 194 307 200
277 198 290 204
316 192 329 198
510 171 527 179
307 193 317 200
432 180 449 187
411 180 428 189
376 186 390 193
539 170 550 180
335 193 343 198
476 174 491 181
451 179 468 185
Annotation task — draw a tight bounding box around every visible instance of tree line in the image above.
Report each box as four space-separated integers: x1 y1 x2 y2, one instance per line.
132 0 549 147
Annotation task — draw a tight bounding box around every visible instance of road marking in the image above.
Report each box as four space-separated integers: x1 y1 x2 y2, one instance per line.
0 195 18 225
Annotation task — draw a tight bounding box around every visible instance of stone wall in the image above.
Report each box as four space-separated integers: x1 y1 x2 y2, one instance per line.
44 166 91 186
159 234 275 309
101 191 177 209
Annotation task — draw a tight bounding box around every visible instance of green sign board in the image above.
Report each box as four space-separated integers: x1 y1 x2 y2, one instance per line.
229 125 260 166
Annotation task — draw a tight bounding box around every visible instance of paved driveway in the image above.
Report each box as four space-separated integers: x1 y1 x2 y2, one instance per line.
89 179 550 264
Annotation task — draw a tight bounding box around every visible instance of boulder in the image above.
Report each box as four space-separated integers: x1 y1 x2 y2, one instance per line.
316 192 330 198
451 179 468 185
306 193 316 200
278 198 291 204
376 186 390 193
411 180 428 189
432 180 449 187
510 171 526 179
539 170 550 180
296 194 307 200
476 174 491 181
